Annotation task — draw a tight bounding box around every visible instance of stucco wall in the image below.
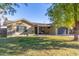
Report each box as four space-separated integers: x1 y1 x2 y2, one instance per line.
7 20 35 35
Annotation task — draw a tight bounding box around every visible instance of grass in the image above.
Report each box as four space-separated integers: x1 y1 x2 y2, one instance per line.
0 35 7 38
0 36 79 56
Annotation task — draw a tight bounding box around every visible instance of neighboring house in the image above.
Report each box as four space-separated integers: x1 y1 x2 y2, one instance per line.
0 18 7 36
0 26 7 36
7 18 74 36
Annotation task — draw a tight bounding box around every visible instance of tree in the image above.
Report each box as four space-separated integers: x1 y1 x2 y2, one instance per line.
0 3 27 37
47 3 79 41
0 3 27 15
0 3 27 25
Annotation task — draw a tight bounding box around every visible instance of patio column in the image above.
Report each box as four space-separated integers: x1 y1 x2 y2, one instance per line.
55 28 58 35
64 29 66 35
67 29 70 35
37 26 39 35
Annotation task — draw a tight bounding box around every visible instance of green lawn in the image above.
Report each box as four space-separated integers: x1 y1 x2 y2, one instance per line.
0 36 79 56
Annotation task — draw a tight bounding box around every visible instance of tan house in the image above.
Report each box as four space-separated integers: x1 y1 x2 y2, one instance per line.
7 19 53 35
7 19 74 36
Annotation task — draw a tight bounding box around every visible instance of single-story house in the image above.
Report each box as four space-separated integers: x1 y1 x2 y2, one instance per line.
7 19 75 36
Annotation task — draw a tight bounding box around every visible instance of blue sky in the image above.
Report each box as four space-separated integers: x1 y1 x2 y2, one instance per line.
6 3 51 23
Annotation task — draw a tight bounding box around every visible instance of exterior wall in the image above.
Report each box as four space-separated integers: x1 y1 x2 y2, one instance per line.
7 20 35 35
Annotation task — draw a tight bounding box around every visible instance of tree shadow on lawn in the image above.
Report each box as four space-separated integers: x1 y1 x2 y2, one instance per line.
0 37 79 55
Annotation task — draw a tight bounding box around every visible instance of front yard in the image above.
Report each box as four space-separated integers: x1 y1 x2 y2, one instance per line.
0 36 79 56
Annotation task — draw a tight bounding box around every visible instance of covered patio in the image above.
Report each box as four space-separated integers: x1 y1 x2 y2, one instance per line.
34 23 51 35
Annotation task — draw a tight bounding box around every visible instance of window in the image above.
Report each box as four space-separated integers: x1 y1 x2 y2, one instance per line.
16 26 26 32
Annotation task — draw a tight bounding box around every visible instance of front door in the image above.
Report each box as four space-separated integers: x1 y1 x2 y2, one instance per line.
35 27 38 34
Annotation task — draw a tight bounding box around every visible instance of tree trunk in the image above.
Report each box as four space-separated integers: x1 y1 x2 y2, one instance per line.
73 4 79 41
74 26 79 41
